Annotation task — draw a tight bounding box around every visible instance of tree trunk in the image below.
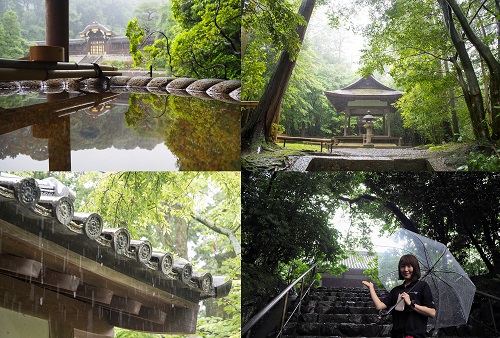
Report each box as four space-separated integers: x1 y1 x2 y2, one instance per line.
241 0 316 150
174 215 189 259
444 60 460 138
444 0 500 140
438 0 490 141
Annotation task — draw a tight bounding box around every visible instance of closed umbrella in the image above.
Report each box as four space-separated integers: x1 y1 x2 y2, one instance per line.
377 228 476 329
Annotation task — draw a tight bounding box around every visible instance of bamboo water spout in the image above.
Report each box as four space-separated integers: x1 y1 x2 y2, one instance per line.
0 58 121 81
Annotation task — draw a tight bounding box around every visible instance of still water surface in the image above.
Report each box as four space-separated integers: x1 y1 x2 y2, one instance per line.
0 91 240 171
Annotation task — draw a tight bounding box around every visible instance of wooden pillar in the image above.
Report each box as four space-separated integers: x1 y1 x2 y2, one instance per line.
347 112 352 136
32 92 72 170
343 109 348 136
49 321 74 338
386 109 391 137
383 113 387 135
46 0 69 62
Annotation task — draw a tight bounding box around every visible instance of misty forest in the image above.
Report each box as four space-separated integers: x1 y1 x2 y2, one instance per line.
242 0 500 170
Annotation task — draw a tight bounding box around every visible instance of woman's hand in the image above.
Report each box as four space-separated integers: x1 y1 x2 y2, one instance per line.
401 292 411 305
362 281 374 289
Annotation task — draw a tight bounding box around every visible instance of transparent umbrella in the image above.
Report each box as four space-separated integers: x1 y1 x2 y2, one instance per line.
377 228 476 329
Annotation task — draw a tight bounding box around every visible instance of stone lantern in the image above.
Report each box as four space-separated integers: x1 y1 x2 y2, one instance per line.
363 113 375 146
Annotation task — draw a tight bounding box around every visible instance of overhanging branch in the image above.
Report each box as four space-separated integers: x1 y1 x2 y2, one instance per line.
338 194 419 233
192 212 241 255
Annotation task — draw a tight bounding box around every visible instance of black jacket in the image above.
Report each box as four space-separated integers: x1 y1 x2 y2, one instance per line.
382 280 435 338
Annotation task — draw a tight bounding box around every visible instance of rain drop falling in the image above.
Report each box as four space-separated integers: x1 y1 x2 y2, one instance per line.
39 297 43 305
73 291 76 298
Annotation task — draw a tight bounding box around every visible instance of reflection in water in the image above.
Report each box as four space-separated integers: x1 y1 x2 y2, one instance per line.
0 91 240 171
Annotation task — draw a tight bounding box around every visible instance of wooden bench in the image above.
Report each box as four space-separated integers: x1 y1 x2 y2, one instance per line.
276 135 333 152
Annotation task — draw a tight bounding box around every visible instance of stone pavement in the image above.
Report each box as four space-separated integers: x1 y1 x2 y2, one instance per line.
288 148 452 171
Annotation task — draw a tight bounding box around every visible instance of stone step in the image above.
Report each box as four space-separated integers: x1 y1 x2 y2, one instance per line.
307 295 377 302
298 313 392 325
288 322 392 337
302 306 379 315
311 290 387 296
304 300 374 307
282 287 482 338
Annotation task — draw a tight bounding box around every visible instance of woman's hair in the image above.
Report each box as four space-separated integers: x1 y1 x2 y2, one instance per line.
398 254 421 281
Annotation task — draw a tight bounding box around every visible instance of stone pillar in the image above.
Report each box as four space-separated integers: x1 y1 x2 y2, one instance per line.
46 0 69 62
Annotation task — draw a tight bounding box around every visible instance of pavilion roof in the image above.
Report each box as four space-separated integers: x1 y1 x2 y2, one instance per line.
0 173 231 335
324 76 403 112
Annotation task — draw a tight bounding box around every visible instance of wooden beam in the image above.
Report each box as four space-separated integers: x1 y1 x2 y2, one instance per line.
49 321 74 338
0 218 198 310
45 0 69 61
106 306 197 334
109 295 141 315
138 306 167 324
74 328 114 338
37 268 80 292
76 284 114 305
0 253 42 277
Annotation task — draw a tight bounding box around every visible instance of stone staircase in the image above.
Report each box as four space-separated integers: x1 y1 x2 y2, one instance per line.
281 286 483 338
78 54 103 64
282 286 392 338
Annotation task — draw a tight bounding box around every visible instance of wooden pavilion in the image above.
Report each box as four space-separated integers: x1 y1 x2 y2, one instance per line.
324 76 403 142
0 174 231 338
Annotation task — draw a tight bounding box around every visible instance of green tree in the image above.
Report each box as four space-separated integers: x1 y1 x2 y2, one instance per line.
352 0 500 143
127 0 240 79
241 0 316 149
80 172 241 338
0 9 28 58
242 171 360 297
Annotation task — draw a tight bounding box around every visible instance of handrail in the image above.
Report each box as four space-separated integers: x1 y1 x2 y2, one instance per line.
472 289 500 335
242 262 319 337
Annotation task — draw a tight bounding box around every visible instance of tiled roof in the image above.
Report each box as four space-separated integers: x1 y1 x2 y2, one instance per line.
324 75 403 112
0 173 234 334
340 251 375 270
0 173 229 299
79 22 115 36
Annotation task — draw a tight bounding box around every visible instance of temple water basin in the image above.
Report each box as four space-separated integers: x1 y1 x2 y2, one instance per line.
0 90 240 171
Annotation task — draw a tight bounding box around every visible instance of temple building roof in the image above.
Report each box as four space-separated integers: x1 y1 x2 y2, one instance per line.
79 22 115 37
0 173 231 336
324 76 403 114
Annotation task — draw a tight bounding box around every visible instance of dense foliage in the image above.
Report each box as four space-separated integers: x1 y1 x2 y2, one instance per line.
242 171 362 300
334 0 500 144
243 171 500 325
10 172 241 338
127 0 241 78
242 0 361 146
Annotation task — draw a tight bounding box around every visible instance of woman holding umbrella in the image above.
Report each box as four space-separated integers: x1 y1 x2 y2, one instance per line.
362 254 436 338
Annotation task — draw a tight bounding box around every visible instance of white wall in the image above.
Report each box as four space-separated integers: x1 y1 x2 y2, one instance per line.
0 307 49 338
